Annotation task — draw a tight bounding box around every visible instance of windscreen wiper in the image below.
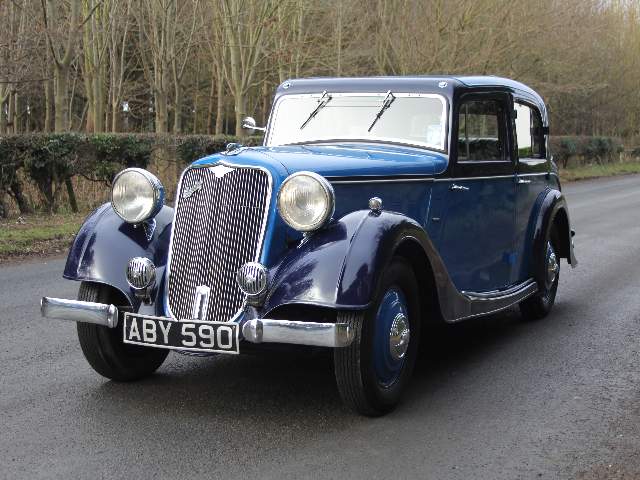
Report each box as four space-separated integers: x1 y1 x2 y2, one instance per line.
367 90 395 132
300 91 332 129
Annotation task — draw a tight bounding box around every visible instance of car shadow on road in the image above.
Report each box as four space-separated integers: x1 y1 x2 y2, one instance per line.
85 304 572 434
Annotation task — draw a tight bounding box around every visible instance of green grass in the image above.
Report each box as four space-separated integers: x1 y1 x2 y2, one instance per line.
560 160 640 182
0 213 84 260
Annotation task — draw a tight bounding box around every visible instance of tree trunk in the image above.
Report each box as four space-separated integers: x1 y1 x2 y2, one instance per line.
155 91 168 133
234 94 246 137
9 179 32 214
207 73 215 134
6 91 14 132
94 71 105 132
0 194 8 219
173 85 182 133
13 92 19 134
54 65 69 132
65 177 78 213
215 67 224 135
44 75 54 132
0 99 6 134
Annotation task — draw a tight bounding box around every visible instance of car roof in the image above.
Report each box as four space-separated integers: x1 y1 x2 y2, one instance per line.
275 75 546 118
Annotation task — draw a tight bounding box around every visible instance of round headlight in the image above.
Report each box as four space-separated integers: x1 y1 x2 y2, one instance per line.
277 172 334 232
111 168 164 223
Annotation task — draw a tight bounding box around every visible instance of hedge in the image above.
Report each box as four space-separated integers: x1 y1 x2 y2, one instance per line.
0 133 262 216
549 136 624 168
0 133 629 216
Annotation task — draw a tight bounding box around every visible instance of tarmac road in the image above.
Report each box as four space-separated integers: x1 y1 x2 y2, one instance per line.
1 175 639 480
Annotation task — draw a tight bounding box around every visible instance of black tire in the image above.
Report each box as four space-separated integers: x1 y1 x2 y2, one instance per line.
76 282 168 381
519 228 560 321
334 257 421 416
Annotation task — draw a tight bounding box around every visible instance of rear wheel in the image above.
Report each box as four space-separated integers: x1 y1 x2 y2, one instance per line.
520 234 560 321
76 282 168 381
334 257 420 416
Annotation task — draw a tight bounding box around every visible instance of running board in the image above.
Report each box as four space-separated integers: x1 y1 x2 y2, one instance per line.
454 278 538 321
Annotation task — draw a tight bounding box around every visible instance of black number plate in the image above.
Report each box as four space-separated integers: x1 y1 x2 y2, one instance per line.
122 313 239 354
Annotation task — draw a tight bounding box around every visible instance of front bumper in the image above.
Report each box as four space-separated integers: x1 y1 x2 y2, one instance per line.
40 296 354 348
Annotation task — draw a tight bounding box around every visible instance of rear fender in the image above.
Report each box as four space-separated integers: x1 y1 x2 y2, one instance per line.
526 189 577 286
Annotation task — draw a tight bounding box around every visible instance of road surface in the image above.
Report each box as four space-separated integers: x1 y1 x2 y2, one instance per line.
1 175 639 479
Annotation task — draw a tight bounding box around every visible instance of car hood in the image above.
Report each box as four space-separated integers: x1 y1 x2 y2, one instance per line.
192 143 448 179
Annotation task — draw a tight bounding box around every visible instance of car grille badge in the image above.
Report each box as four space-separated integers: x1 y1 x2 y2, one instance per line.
209 164 235 178
182 179 203 199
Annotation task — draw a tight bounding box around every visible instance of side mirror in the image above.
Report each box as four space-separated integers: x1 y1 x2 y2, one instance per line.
241 116 266 133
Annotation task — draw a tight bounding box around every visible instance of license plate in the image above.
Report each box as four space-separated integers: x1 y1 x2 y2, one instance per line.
122 313 239 354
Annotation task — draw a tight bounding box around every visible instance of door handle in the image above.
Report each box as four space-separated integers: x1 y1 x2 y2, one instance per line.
517 178 531 184
450 184 469 192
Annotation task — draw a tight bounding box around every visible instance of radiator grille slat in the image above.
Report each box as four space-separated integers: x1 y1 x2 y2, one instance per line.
167 165 271 322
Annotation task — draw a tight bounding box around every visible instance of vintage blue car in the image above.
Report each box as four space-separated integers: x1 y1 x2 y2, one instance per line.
41 76 576 416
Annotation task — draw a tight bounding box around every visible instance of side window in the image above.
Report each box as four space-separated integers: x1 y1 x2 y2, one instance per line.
458 99 506 161
514 102 544 158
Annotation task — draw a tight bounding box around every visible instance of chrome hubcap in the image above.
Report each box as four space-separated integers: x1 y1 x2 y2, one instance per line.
389 313 410 361
546 242 559 286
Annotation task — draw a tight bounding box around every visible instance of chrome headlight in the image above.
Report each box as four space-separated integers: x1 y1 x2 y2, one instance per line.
277 172 334 232
111 168 164 223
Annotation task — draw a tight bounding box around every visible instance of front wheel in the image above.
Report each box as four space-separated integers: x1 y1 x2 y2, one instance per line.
334 257 421 416
76 282 168 381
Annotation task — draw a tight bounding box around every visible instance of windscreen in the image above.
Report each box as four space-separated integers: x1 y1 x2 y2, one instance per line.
267 93 447 151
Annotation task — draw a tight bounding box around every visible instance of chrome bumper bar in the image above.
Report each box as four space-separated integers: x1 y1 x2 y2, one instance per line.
242 319 354 348
40 297 119 328
40 296 354 348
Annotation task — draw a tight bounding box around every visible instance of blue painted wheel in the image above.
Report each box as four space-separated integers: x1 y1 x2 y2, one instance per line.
334 257 421 416
372 288 410 388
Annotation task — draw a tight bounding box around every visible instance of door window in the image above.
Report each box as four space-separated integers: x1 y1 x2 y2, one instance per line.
458 99 506 161
514 102 544 158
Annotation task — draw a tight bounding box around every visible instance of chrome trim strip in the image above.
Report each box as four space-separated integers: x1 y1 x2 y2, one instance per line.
462 278 537 300
330 178 435 184
433 172 555 182
164 160 273 322
242 319 354 348
40 297 119 328
330 171 555 185
433 174 515 181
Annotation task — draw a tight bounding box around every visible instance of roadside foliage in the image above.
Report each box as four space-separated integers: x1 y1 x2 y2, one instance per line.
0 0 639 215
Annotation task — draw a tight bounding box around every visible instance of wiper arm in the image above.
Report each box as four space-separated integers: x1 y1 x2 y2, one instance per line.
300 91 332 129
368 90 396 132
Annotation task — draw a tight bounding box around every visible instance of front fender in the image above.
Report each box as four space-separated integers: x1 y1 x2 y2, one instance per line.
263 210 470 321
63 203 174 311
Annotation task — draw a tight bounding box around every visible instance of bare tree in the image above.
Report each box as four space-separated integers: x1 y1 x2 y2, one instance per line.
218 0 278 136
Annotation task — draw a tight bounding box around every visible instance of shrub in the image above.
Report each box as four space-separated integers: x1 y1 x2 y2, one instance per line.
0 132 262 214
549 135 623 168
174 134 263 166
86 134 154 185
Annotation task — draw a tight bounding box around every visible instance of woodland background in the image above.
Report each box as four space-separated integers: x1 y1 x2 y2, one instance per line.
0 0 639 217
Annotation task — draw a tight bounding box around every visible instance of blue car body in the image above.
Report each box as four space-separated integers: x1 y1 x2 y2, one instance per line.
63 76 577 329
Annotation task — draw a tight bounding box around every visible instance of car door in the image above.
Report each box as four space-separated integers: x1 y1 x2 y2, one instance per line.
513 99 549 283
438 92 517 293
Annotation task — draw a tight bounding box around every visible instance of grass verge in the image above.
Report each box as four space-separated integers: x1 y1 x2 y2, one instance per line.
559 160 640 182
0 213 84 263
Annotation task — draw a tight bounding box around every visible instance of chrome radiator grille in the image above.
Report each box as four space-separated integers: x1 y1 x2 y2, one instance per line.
167 164 271 322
